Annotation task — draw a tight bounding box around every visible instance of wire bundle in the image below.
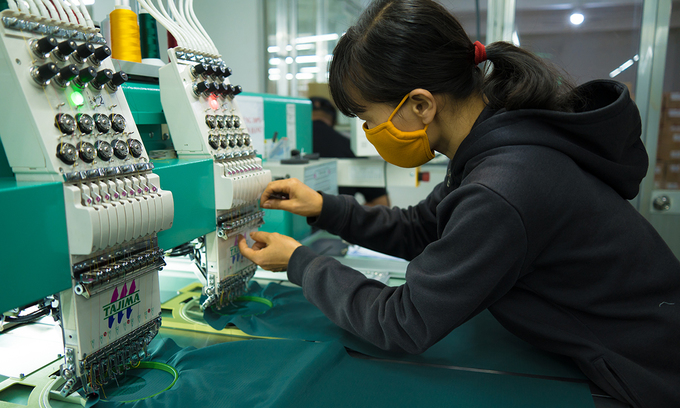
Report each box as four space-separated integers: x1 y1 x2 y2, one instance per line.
6 0 95 29
110 5 143 62
134 0 219 57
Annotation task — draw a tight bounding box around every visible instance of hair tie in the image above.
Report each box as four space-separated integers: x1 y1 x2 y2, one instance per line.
473 41 487 65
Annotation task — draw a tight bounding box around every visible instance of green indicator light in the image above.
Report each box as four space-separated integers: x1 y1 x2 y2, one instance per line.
70 91 84 106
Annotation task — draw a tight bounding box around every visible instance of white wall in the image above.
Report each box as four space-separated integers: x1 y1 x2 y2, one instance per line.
194 0 266 94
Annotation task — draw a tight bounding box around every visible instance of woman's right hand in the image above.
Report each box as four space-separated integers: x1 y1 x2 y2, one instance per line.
260 178 323 218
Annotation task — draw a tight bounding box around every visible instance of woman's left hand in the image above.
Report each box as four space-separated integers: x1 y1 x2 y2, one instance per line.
238 231 302 272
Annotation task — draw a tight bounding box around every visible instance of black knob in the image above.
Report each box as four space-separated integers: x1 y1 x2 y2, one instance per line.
95 140 113 161
232 85 242 96
221 83 234 97
109 114 126 133
233 116 241 128
76 113 94 134
55 113 76 135
205 65 216 76
236 136 243 147
220 135 228 148
91 69 113 88
57 40 77 56
110 71 128 87
35 62 59 82
244 135 251 146
193 81 209 95
77 142 96 163
111 139 129 159
35 36 58 54
191 63 208 77
228 137 235 148
208 82 220 95
76 43 95 59
222 66 232 78
92 45 111 63
57 64 79 82
215 65 226 78
216 115 225 128
225 115 234 128
208 135 220 150
205 115 216 129
78 67 97 83
127 139 143 158
56 142 77 165
93 113 111 133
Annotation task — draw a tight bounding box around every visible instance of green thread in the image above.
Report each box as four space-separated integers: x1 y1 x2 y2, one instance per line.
100 361 178 403
139 13 160 59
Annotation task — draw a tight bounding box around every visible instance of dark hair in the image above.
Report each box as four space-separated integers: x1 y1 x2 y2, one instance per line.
310 96 338 126
329 0 578 117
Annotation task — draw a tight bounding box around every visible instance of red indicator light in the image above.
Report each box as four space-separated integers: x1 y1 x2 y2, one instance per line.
208 95 220 110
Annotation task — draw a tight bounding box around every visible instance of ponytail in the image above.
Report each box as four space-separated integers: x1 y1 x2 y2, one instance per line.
483 42 578 112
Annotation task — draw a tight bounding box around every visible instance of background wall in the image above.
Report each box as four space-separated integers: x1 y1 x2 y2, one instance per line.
194 0 266 94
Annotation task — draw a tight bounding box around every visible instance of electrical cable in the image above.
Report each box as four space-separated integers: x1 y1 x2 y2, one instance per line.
68 0 85 26
52 0 68 22
34 0 49 17
170 0 207 54
41 0 58 20
58 0 77 23
137 0 189 49
3 306 50 324
23 0 39 15
7 0 18 12
72 0 93 27
187 0 217 54
155 0 197 50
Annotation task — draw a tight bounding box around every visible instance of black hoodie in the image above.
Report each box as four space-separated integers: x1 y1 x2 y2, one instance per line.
287 80 680 408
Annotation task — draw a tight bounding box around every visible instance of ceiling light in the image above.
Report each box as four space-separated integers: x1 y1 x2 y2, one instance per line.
570 12 584 25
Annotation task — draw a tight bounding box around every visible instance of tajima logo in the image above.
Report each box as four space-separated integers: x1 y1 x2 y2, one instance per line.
103 280 140 328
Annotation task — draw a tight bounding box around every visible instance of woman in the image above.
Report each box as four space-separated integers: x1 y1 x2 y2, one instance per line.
238 1 680 407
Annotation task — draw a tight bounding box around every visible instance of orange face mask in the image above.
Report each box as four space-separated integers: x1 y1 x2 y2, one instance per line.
362 94 435 168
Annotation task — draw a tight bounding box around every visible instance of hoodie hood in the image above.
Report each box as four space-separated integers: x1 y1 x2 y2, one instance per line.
453 80 648 199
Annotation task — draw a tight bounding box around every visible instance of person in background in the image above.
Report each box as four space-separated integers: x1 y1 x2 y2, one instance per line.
310 96 390 207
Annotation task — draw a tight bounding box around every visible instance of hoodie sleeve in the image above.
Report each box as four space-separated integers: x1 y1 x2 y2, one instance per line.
288 183 528 354
308 181 450 260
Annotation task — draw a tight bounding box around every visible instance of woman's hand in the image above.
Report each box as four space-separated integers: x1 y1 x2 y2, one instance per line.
260 178 323 218
238 231 302 272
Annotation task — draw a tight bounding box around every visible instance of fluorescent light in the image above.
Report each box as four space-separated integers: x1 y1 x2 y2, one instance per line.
269 57 281 65
285 57 294 64
512 30 520 47
296 33 339 44
300 66 320 73
267 46 279 53
296 44 314 51
570 12 584 25
296 73 314 80
295 55 318 64
269 75 281 81
609 55 639 78
268 68 280 75
286 73 293 80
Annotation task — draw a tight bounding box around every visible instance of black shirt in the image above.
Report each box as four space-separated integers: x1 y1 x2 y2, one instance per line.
291 81 680 408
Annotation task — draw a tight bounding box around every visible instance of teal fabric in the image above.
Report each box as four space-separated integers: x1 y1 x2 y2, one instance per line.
204 282 586 379
97 337 594 408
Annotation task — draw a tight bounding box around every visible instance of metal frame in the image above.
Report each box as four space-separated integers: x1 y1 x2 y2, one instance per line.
633 0 673 216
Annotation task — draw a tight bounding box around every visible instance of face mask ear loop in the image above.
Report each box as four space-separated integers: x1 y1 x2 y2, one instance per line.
388 94 411 123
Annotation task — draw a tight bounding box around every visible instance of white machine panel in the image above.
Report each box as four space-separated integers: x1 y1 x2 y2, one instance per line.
265 159 338 195
0 10 174 397
157 47 271 311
